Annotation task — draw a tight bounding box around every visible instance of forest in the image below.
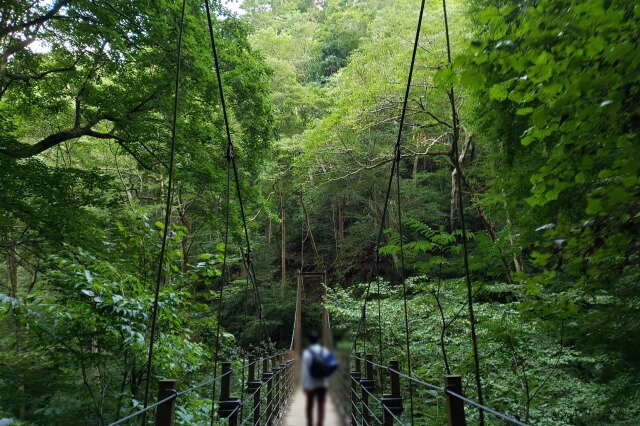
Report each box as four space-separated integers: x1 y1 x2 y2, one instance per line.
0 0 638 424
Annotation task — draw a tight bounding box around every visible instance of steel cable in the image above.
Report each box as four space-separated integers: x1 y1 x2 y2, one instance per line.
141 0 187 423
203 0 270 348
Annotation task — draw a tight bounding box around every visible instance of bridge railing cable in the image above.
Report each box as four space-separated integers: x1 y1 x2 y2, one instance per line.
107 351 294 426
348 353 530 426
108 392 179 426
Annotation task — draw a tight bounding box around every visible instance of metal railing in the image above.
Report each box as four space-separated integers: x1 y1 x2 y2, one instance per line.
109 349 530 426
108 351 295 426
348 353 530 426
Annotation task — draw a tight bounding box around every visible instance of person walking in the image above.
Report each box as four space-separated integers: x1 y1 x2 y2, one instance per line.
301 330 335 426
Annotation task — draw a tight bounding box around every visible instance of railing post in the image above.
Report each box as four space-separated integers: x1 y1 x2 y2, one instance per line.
219 362 240 426
282 356 292 402
289 358 295 397
445 375 467 426
262 357 274 425
280 355 288 412
247 356 261 426
272 356 282 419
351 353 362 425
382 360 404 425
156 380 177 426
360 354 375 425
282 357 292 404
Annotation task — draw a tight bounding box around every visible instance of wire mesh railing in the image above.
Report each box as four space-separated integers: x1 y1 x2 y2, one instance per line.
107 351 295 426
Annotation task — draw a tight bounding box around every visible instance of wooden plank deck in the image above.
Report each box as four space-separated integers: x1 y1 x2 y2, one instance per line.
276 387 344 426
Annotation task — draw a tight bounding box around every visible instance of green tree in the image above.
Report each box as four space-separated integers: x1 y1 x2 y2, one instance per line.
459 0 640 422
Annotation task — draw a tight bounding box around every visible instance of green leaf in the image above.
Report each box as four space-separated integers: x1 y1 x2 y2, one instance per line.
460 69 486 89
586 197 603 215
434 66 455 86
489 84 508 101
516 107 534 115
545 188 560 201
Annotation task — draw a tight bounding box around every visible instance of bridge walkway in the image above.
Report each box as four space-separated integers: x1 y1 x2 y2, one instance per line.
276 387 345 426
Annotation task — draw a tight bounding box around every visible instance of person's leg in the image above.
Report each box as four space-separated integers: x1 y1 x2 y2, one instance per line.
316 387 327 426
305 389 314 426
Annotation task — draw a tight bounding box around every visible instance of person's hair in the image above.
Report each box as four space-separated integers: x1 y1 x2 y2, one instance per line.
307 330 320 344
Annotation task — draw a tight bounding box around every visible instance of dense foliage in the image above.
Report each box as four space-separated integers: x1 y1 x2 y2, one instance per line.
1 0 638 424
1 0 271 424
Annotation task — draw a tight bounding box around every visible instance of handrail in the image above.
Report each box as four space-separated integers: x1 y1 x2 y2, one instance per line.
352 354 444 393
349 352 530 426
108 350 292 426
109 349 530 426
107 368 237 426
108 393 178 426
175 369 232 397
445 388 529 426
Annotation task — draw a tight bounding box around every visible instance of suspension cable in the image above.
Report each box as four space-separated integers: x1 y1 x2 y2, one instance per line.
441 0 485 423
204 0 269 345
141 0 187 422
390 1 426 422
202 2 237 423
351 1 426 423
210 143 232 426
350 141 398 356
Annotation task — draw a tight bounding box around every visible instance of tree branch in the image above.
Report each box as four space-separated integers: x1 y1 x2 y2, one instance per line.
0 0 71 38
317 143 450 186
1 64 77 84
0 120 98 158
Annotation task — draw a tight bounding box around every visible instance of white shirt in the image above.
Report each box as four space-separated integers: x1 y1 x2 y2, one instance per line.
301 343 330 390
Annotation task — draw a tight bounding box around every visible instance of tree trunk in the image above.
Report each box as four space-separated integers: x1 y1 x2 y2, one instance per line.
7 246 26 420
280 183 286 295
503 190 524 274
457 167 514 283
177 192 192 274
412 132 423 181
338 196 345 243
450 166 458 231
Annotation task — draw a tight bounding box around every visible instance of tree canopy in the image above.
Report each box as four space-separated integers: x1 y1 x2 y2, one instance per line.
1 0 638 424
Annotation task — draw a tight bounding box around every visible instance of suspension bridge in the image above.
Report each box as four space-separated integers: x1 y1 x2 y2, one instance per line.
107 266 528 426
107 0 531 424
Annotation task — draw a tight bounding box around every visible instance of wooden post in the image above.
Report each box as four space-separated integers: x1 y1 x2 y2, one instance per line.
156 380 177 426
280 357 290 410
286 359 295 397
360 354 375 425
247 356 261 426
219 362 240 426
284 358 292 403
272 356 282 418
445 375 467 426
262 358 274 425
382 360 404 425
351 353 362 425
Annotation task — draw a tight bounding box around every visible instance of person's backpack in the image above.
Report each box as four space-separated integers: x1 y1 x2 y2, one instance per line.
309 348 338 379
